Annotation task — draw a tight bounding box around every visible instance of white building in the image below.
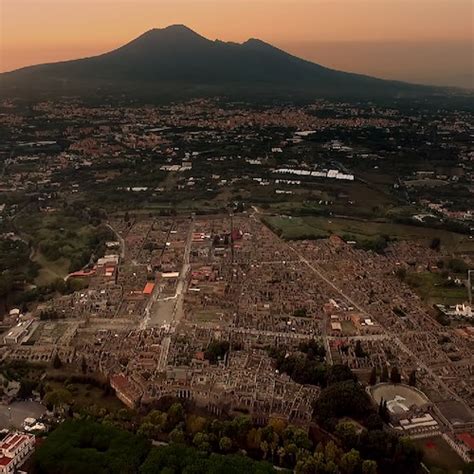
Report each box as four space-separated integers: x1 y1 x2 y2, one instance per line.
454 304 472 318
0 432 35 474
3 321 33 345
397 413 440 439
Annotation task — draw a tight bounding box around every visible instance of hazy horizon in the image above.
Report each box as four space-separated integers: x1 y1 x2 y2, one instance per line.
1 0 473 88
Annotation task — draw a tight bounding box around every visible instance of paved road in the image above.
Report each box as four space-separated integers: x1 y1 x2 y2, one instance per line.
171 219 194 323
0 401 46 429
141 218 194 330
230 327 312 340
156 336 171 373
327 334 389 341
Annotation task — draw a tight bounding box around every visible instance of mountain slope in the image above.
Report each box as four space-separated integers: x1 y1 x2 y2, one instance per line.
0 25 435 99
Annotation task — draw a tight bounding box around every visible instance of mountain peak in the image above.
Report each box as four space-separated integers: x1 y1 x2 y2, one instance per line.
244 38 268 46
162 24 197 33
243 38 278 52
114 25 209 55
142 25 206 41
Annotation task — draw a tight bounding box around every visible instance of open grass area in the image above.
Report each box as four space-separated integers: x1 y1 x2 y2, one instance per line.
16 210 109 281
17 212 93 244
341 320 356 335
47 380 124 412
32 252 70 286
413 436 466 473
263 214 474 254
265 179 400 218
131 199 228 215
404 272 468 305
193 308 225 323
263 216 330 240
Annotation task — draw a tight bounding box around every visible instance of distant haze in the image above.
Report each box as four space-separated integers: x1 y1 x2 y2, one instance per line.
1 0 472 88
281 40 473 89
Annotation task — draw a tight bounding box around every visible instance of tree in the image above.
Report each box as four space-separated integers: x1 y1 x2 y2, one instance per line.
430 238 441 251
269 432 279 462
447 258 468 273
193 432 211 452
408 370 417 387
18 379 36 399
219 436 232 453
325 460 339 474
327 364 356 385
260 440 269 459
335 421 358 448
81 356 87 375
395 267 407 280
52 353 62 369
246 428 262 451
166 403 184 430
168 428 185 444
390 367 401 384
186 414 207 436
282 425 311 451
284 442 297 465
361 459 378 474
293 308 308 318
313 381 372 428
324 440 341 464
394 437 422 471
268 417 287 436
204 340 230 364
369 367 377 386
34 420 151 474
140 443 276 474
340 448 361 474
365 413 384 431
380 365 388 383
138 422 158 439
277 446 286 466
231 415 252 442
378 399 390 423
295 454 317 474
43 388 72 411
354 341 366 358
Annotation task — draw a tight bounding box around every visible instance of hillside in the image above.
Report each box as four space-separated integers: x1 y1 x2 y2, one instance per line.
0 25 437 100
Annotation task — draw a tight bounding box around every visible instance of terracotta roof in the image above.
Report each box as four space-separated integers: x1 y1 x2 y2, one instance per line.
0 456 13 466
457 432 474 450
143 282 155 295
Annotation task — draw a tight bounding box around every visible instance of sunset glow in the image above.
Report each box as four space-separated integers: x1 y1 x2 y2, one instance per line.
1 0 473 87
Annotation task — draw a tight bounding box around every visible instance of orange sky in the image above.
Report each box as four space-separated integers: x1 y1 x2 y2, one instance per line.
1 0 473 87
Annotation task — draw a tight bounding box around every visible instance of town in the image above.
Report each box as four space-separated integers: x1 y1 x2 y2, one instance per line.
0 97 472 473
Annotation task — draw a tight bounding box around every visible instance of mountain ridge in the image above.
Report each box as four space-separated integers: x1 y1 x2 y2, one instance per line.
0 25 441 100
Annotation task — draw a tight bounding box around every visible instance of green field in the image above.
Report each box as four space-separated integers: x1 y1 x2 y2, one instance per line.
32 252 71 286
16 211 105 283
405 272 468 305
262 215 474 254
193 308 225 323
265 178 401 217
263 216 330 240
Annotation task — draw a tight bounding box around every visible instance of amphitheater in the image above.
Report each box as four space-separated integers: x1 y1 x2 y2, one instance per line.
369 383 430 415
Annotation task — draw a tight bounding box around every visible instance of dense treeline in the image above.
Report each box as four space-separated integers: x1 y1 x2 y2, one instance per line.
140 444 277 474
32 419 278 474
33 420 151 474
268 341 356 388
